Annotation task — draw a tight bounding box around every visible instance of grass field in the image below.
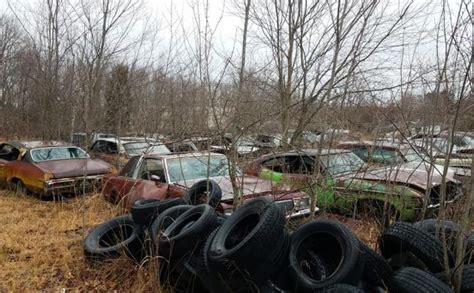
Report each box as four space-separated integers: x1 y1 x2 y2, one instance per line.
0 190 382 291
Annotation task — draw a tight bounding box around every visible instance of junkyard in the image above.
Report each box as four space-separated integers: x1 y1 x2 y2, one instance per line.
0 0 473 292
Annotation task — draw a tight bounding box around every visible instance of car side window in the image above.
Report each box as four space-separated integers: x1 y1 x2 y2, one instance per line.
90 141 103 152
119 156 140 178
0 144 20 161
137 158 166 182
262 156 289 173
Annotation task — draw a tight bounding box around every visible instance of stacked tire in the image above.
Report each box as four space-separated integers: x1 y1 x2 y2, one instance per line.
84 182 472 292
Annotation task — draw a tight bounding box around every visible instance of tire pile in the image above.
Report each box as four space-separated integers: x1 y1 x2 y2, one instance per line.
84 196 474 292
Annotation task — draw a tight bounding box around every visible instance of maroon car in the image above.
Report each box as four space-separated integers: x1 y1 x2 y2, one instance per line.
0 140 113 197
102 152 311 217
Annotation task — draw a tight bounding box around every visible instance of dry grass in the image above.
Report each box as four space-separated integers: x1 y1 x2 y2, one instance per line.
0 190 161 291
0 190 383 291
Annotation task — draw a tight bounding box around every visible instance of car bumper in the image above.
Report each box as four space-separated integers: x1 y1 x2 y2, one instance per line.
43 175 104 194
275 199 319 219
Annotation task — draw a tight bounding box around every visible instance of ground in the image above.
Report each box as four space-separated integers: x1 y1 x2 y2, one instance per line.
0 190 382 291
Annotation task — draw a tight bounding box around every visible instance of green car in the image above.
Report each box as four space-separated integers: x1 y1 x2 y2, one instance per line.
245 149 461 221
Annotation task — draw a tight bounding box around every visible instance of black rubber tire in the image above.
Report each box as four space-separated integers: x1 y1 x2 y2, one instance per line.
208 197 285 283
414 219 459 251
466 234 474 264
131 198 185 227
388 251 428 272
84 214 145 263
184 179 222 208
149 205 193 242
322 284 365 292
358 240 392 288
288 220 364 292
380 222 454 273
159 204 218 258
462 264 474 293
389 267 453 293
14 180 27 195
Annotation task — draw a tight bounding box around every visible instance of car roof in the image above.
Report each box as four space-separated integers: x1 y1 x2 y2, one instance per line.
257 148 351 160
6 140 72 149
337 140 407 150
142 151 226 160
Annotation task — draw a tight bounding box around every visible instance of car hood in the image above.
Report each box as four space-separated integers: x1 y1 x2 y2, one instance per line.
36 159 111 179
337 163 456 191
175 175 276 201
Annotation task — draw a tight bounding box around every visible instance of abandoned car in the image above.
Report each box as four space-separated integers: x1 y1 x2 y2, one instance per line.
90 137 171 168
0 140 112 197
336 141 471 183
245 149 462 221
102 152 311 217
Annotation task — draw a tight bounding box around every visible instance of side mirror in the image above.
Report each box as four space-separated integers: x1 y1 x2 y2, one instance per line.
150 175 161 183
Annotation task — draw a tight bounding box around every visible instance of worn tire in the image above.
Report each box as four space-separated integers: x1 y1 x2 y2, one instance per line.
131 198 185 227
359 240 392 287
159 204 218 258
462 264 474 293
149 205 193 242
414 219 459 250
184 179 222 208
288 220 364 292
322 284 365 292
466 234 474 264
208 197 285 283
84 214 145 263
380 222 454 273
389 267 453 293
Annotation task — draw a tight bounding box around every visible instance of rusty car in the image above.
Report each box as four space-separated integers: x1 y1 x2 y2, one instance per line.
245 149 462 221
89 137 171 168
336 140 471 183
0 140 113 198
102 152 311 218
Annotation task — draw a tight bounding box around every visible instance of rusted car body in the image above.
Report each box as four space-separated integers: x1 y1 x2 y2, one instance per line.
90 137 171 168
337 141 471 183
0 141 112 197
102 152 311 218
245 149 462 221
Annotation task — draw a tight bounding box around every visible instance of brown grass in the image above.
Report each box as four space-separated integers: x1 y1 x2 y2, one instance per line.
0 190 382 291
0 190 163 291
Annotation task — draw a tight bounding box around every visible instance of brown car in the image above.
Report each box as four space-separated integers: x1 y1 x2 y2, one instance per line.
102 152 311 218
0 140 113 197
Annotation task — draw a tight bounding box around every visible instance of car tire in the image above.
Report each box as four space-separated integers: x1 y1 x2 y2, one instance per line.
389 267 453 293
208 197 285 284
462 264 474 293
131 198 185 227
414 219 459 250
466 234 473 264
184 180 222 208
159 204 218 258
149 204 193 242
84 214 145 263
13 180 27 195
322 283 365 292
358 240 392 288
287 220 364 292
380 222 454 273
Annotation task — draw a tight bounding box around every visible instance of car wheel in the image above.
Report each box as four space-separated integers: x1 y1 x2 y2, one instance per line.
380 222 454 273
462 264 474 293
84 214 145 264
288 220 364 292
389 267 453 293
208 197 286 284
13 180 27 195
414 219 460 251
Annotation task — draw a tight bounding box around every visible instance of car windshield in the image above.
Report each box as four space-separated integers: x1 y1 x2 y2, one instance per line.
30 147 89 162
124 142 171 156
400 146 429 162
167 154 237 182
320 152 365 175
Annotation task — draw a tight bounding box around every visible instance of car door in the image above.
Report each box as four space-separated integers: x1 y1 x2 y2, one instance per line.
0 144 20 187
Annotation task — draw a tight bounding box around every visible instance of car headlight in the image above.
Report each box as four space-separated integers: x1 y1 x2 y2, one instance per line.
293 196 310 210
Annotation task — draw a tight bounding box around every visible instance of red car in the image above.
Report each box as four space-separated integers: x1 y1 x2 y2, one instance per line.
102 152 311 217
0 140 113 197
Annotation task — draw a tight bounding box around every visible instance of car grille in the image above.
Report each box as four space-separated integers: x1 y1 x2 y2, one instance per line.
276 199 295 213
